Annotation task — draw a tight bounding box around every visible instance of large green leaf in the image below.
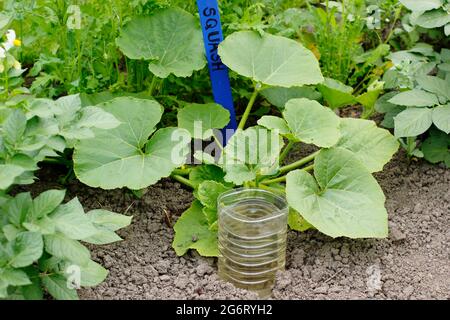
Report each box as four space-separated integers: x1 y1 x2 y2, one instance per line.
260 86 321 109
317 78 356 109
415 9 450 28
394 107 433 137
42 274 78 300
44 233 90 266
417 76 450 101
0 268 31 286
336 118 399 172
421 130 450 164
49 198 98 240
177 103 230 139
0 165 25 190
432 104 450 134
63 260 108 287
86 209 132 232
172 200 218 257
286 148 388 238
257 116 291 135
283 98 341 147
116 8 205 78
223 163 256 185
218 31 323 87
388 89 439 107
399 0 443 11
7 232 43 268
31 189 66 219
73 97 191 189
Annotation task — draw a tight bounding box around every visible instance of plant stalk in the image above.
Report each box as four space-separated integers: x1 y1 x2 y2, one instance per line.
278 151 319 174
279 140 295 163
238 86 259 130
171 174 195 189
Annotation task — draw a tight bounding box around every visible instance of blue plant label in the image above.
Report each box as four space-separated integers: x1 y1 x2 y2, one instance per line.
197 0 237 142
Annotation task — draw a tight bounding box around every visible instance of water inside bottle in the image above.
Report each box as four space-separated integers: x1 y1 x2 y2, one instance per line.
218 198 287 298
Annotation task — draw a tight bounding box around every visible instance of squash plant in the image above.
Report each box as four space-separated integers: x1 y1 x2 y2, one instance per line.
170 31 399 256
69 9 399 257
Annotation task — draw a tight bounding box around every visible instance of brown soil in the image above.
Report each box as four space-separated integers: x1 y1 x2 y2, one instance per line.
23 150 450 300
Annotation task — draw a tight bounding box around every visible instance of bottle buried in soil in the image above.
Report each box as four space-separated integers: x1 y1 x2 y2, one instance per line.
217 188 288 298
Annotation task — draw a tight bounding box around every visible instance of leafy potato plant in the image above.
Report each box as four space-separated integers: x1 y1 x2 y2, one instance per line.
0 190 131 300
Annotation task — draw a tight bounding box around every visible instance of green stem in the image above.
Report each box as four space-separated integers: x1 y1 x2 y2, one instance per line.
258 184 285 195
149 76 158 96
261 164 314 186
238 86 259 130
171 174 195 189
279 151 319 175
384 5 402 44
172 168 191 176
261 175 286 185
279 140 295 163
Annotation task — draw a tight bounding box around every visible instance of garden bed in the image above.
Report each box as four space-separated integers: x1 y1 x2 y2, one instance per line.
22 151 449 300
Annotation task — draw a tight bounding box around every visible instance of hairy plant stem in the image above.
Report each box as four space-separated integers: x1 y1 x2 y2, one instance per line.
279 140 295 163
238 86 259 130
261 164 314 185
171 174 195 189
258 184 285 195
172 168 191 176
278 151 319 175
148 75 158 96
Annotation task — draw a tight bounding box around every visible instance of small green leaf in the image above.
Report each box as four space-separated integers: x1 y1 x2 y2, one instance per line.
172 201 218 257
7 232 43 268
223 163 256 186
177 103 230 139
336 118 399 172
388 89 439 107
32 189 66 219
44 233 90 266
196 181 231 210
257 116 291 135
219 31 323 87
42 274 79 300
3 110 27 146
394 107 433 137
286 148 388 238
189 165 228 188
317 78 356 109
260 86 321 109
86 209 132 231
116 8 205 78
283 98 341 147
223 127 284 173
288 209 314 232
432 104 450 134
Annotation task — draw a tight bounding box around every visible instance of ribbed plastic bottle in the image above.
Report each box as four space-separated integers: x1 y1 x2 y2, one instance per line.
217 188 288 298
